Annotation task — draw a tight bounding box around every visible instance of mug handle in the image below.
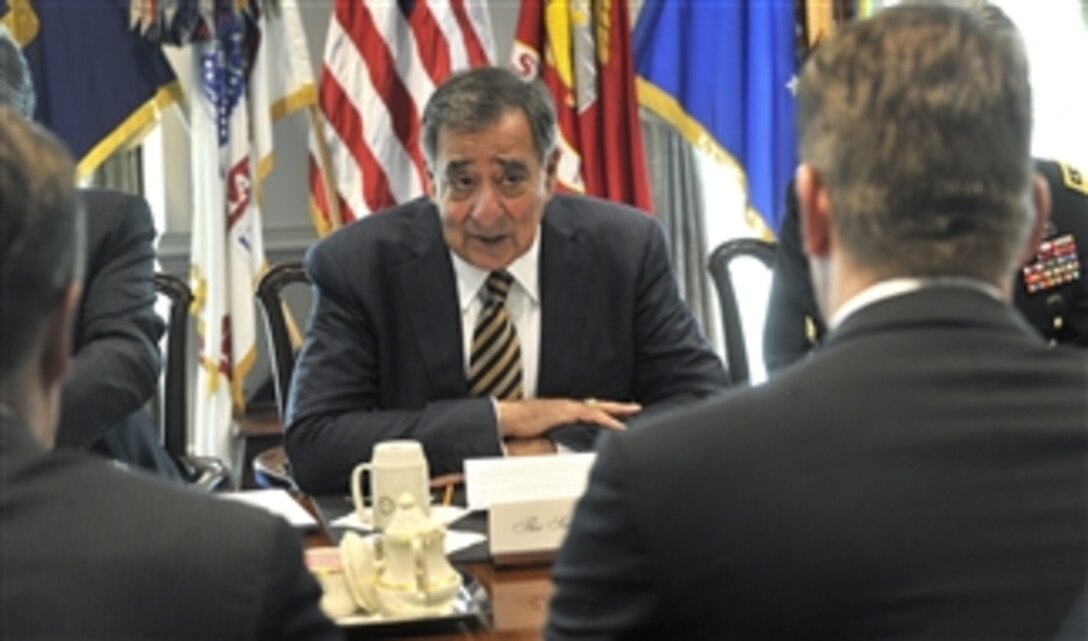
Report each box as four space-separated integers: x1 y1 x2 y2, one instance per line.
350 462 372 522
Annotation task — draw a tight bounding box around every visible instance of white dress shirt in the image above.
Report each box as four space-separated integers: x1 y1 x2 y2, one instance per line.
450 231 541 398
828 276 1004 330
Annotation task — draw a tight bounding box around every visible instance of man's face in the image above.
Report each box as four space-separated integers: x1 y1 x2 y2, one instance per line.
428 109 557 272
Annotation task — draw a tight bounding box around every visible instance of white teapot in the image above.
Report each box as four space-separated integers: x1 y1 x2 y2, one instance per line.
339 492 462 618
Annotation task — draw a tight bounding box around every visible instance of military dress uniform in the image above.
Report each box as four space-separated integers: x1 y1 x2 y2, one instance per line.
1013 159 1087 346
764 158 1088 372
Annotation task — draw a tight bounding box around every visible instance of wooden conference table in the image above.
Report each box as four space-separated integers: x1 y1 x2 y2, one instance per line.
298 493 554 640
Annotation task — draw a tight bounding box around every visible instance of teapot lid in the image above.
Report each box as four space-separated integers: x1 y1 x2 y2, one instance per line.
384 492 441 540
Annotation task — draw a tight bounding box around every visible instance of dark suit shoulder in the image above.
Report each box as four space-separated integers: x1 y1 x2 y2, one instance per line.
544 194 663 267
308 197 440 267
79 189 154 232
3 423 284 561
78 189 156 266
46 450 280 539
2 437 328 639
547 193 658 232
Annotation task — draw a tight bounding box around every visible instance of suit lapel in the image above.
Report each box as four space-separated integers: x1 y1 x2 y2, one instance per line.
538 200 591 395
397 202 468 395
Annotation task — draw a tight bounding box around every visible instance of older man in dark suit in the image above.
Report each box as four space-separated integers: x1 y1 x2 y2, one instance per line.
547 5 1086 639
286 67 726 494
0 109 338 640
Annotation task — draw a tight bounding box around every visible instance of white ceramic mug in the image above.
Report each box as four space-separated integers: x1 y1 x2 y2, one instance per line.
351 440 430 530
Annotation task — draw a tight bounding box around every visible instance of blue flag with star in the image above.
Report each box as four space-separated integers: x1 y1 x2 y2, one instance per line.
1 0 180 178
633 0 798 235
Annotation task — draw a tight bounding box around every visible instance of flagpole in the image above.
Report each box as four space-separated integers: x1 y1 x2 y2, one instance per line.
307 104 343 233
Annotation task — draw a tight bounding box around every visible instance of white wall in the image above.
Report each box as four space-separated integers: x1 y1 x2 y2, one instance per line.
869 0 1088 168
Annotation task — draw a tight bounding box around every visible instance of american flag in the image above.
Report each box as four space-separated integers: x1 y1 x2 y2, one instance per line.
308 0 495 236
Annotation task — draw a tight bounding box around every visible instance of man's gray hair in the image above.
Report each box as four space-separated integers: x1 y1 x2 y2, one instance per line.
796 2 1034 284
0 24 35 118
421 66 557 168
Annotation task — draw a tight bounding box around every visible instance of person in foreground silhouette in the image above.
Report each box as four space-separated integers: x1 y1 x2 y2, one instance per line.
547 4 1087 639
0 109 340 641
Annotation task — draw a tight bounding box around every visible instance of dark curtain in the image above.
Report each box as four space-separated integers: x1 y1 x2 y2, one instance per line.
640 108 720 351
88 147 144 195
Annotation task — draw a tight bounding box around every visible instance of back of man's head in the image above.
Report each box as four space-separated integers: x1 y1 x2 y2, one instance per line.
0 109 81 383
0 25 34 119
796 2 1034 284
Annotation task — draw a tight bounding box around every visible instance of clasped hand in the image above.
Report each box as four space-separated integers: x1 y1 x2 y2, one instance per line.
497 397 641 441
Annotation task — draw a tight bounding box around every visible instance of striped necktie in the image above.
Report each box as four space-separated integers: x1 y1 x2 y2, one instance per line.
468 271 524 400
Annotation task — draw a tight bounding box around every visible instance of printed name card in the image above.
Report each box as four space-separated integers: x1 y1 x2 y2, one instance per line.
464 453 595 563
489 497 577 560
463 452 596 510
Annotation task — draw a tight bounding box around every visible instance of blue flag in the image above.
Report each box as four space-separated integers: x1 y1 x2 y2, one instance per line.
1 0 180 177
633 0 798 235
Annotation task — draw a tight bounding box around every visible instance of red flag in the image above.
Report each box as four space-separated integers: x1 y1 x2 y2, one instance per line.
309 1 495 235
511 0 653 212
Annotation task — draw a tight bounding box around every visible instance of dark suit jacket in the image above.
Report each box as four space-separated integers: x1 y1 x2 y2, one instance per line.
761 179 822 372
286 195 726 493
54 189 178 480
0 414 339 640
1053 588 1087 641
764 159 1088 371
548 287 1087 640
